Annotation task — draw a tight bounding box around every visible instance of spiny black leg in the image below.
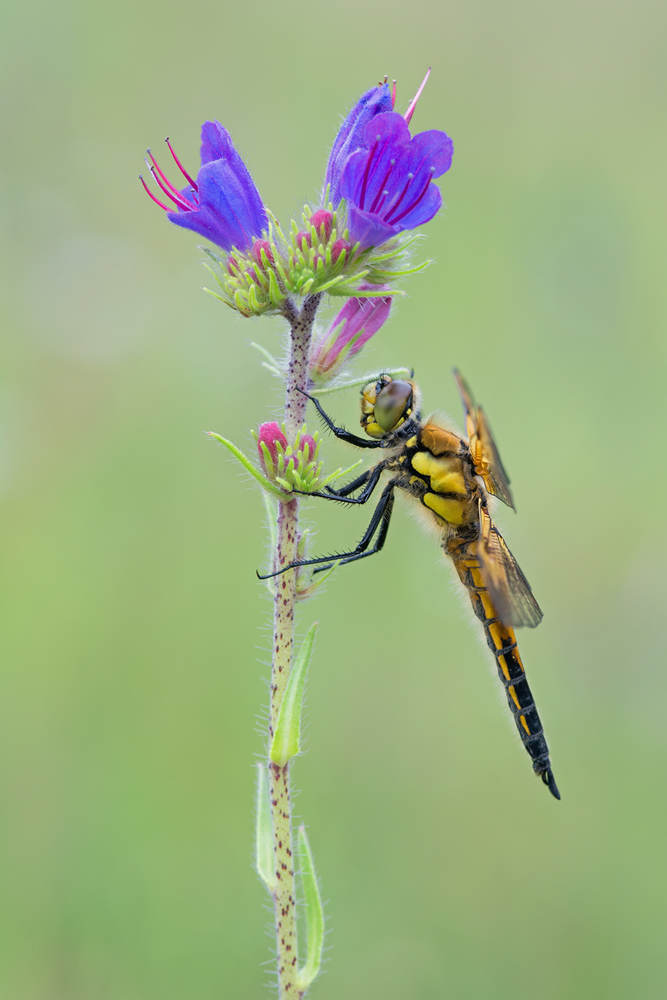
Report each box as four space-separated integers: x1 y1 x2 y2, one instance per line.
325 468 374 497
256 480 398 580
313 481 396 573
293 467 373 504
298 389 383 449
321 462 386 504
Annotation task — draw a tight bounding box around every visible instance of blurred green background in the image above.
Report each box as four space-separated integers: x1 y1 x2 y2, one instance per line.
1 0 666 997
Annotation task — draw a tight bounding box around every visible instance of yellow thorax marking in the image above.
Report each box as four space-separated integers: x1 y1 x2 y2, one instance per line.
411 451 467 496
423 492 465 525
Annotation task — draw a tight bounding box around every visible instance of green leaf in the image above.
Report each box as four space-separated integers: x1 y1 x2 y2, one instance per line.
310 368 412 396
255 763 275 892
250 341 284 379
297 825 324 991
270 623 318 766
207 432 288 500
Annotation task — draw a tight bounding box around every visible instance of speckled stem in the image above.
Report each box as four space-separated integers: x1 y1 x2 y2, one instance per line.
269 295 321 1000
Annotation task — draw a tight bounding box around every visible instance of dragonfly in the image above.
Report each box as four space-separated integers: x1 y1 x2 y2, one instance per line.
260 372 559 799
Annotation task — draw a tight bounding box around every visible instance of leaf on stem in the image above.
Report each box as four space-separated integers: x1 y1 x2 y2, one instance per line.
296 825 325 992
207 431 288 500
309 367 412 396
270 623 318 766
255 762 275 892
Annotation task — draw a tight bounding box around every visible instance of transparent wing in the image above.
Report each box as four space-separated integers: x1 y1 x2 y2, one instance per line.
453 370 515 509
476 503 543 628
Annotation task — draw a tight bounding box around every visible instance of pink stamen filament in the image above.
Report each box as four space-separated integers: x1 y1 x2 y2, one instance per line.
371 189 390 215
358 139 379 210
382 172 415 221
165 137 198 191
147 162 195 211
358 136 393 210
385 168 434 226
404 67 431 125
391 79 397 109
140 174 169 212
369 160 396 214
147 149 195 205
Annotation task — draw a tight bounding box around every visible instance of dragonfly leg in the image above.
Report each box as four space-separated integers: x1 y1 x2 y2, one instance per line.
322 462 385 504
257 479 398 580
298 389 384 449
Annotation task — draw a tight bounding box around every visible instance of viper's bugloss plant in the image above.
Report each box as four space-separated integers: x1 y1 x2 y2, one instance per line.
143 69 452 999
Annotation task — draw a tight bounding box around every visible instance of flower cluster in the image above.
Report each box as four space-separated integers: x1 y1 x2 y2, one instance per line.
254 422 359 496
141 71 453 325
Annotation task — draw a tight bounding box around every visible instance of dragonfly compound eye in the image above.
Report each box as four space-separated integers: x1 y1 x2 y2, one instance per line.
374 380 413 432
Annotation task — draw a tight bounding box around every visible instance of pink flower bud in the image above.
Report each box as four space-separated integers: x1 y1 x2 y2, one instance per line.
295 231 312 252
252 239 274 268
331 238 351 263
257 421 287 473
310 209 333 242
298 434 317 463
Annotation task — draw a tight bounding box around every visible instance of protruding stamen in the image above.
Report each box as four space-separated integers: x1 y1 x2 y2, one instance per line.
146 149 187 201
165 137 198 192
146 160 194 212
404 67 431 125
140 174 168 211
391 79 397 109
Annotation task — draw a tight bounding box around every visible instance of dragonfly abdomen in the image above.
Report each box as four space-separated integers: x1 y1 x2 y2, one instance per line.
453 553 560 800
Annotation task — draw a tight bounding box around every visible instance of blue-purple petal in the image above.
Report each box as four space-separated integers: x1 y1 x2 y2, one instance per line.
199 120 235 164
167 121 267 251
323 83 393 207
345 205 398 250
340 111 453 249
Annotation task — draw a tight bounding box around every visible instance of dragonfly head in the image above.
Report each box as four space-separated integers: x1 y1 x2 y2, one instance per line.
360 375 417 439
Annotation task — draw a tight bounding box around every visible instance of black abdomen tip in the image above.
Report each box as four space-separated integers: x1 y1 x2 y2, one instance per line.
541 768 561 800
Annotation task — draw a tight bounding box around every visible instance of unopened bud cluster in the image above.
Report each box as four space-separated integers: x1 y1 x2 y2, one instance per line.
254 422 324 495
203 204 418 319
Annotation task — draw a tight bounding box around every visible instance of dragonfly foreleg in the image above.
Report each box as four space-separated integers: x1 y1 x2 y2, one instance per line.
298 389 384 449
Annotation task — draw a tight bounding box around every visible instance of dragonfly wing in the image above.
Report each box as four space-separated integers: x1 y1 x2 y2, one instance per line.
477 406 514 509
453 368 478 443
476 503 543 628
453 370 515 509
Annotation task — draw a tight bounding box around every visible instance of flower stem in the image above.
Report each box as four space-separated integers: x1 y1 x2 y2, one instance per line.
269 294 321 1000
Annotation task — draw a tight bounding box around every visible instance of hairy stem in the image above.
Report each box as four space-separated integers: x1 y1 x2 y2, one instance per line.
269 294 321 999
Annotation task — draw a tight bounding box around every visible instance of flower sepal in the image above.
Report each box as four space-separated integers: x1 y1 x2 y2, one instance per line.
253 422 362 496
202 203 425 318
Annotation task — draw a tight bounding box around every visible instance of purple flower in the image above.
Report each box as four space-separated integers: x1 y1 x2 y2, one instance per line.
323 82 394 208
340 112 453 249
141 121 267 252
309 288 392 381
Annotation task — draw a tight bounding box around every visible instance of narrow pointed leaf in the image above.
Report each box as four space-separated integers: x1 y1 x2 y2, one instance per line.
310 369 412 396
207 432 287 500
255 763 275 892
270 623 318 765
297 825 324 991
